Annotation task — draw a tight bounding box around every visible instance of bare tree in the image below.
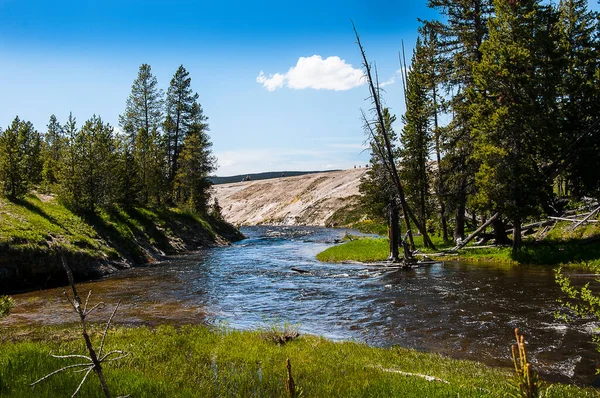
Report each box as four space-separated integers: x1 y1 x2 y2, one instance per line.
31 254 128 398
353 22 436 252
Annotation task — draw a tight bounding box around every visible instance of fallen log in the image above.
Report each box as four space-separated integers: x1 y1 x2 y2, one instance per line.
571 206 600 230
549 216 598 223
452 213 499 251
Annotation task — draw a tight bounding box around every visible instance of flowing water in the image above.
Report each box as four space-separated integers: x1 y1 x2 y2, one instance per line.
2 226 599 385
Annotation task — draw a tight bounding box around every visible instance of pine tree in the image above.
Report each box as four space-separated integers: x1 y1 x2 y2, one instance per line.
556 0 600 197
421 26 451 243
119 64 164 204
60 115 115 213
57 113 81 208
359 108 403 259
400 37 433 233
165 65 199 200
471 0 552 250
174 101 215 212
42 114 64 190
0 117 41 200
113 133 141 207
424 0 495 241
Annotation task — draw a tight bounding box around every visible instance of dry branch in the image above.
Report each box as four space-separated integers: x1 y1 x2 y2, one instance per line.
31 252 128 398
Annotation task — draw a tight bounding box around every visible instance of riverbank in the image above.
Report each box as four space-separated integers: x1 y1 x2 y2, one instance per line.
317 220 600 267
0 194 244 293
0 323 596 397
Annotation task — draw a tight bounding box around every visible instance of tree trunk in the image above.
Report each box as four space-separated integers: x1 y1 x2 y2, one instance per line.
454 200 466 242
512 216 522 251
440 202 449 244
388 203 400 262
493 216 511 245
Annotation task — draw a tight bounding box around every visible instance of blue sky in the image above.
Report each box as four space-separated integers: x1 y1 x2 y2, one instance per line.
2 1 595 176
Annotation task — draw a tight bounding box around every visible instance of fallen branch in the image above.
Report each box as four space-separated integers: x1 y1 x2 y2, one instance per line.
369 365 449 384
571 206 600 230
549 216 598 223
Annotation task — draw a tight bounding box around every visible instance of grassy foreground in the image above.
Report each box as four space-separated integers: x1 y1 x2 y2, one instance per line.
0 194 243 292
0 324 596 397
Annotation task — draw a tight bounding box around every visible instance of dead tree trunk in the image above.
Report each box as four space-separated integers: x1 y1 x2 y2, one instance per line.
512 216 522 252
354 23 436 251
454 199 466 242
493 216 511 245
388 202 400 261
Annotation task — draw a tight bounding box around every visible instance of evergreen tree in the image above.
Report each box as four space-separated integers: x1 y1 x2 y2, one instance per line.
42 114 64 190
112 133 141 207
0 117 41 199
174 101 215 212
359 108 404 259
421 26 451 243
119 64 164 204
400 37 433 232
165 65 199 200
57 113 81 208
360 108 399 222
425 0 495 241
60 115 115 213
556 0 600 197
471 0 552 250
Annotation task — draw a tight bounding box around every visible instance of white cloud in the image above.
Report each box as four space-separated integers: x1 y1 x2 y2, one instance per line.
256 72 285 91
256 55 365 91
379 68 408 88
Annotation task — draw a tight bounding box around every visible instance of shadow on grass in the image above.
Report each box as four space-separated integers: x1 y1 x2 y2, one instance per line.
15 197 65 230
513 238 600 266
82 210 146 262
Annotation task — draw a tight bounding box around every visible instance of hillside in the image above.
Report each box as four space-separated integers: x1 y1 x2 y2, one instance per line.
212 168 368 226
0 194 243 293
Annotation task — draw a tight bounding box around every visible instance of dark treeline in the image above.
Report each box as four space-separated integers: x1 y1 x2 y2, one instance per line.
0 64 217 215
361 0 600 251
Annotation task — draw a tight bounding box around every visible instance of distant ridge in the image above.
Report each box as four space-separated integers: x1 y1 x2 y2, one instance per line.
210 170 341 185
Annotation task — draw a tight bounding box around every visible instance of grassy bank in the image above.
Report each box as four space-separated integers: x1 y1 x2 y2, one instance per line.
0 323 595 397
317 220 600 266
0 194 243 292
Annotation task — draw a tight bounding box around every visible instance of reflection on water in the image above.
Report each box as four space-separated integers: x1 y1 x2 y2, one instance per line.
2 226 598 384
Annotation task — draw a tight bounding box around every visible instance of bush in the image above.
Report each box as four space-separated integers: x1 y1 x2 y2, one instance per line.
0 295 14 317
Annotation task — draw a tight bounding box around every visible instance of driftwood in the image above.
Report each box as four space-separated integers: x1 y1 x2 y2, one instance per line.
368 365 449 384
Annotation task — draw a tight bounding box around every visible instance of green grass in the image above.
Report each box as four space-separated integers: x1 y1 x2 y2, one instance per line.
0 324 595 397
0 194 243 291
317 237 389 262
0 194 117 258
317 222 600 266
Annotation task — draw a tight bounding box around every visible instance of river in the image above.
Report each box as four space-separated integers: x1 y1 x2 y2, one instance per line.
2 226 598 385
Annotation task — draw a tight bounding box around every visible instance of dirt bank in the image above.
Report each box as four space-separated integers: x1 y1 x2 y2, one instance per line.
212 169 367 226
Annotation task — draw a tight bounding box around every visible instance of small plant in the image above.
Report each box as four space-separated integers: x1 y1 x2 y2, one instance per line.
284 358 303 398
0 295 15 317
285 358 296 397
260 321 300 345
509 328 546 398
